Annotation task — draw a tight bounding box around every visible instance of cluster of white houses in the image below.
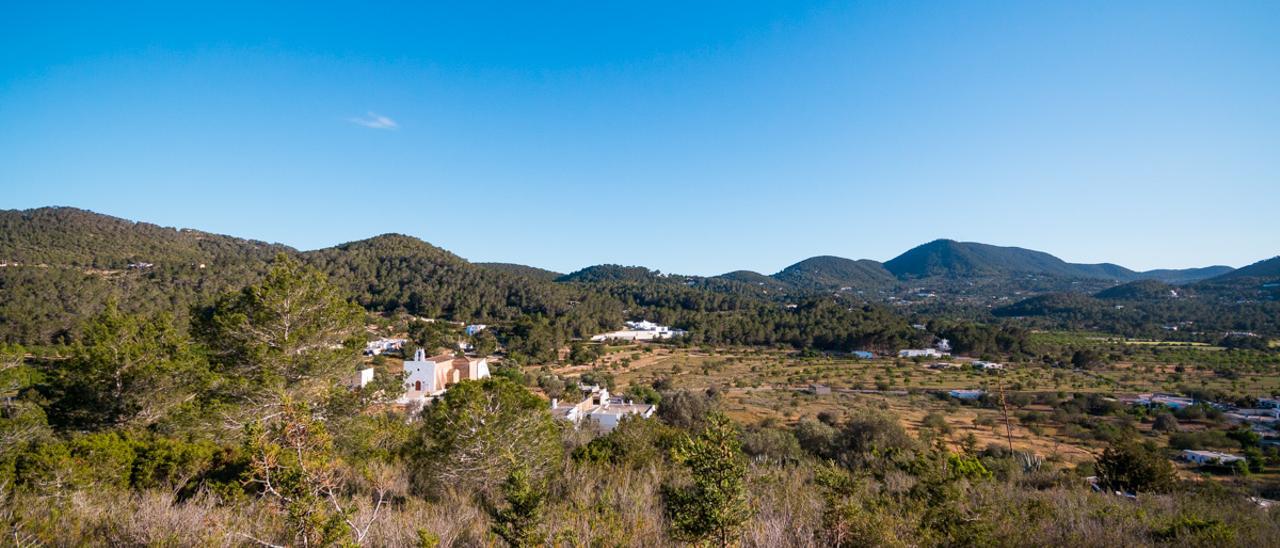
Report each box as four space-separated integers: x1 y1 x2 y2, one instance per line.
550 385 657 432
363 337 407 356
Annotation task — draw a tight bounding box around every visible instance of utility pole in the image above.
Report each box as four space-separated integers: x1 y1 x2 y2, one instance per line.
997 372 1014 453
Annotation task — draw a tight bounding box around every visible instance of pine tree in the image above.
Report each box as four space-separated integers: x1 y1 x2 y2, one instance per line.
663 413 752 547
486 465 546 547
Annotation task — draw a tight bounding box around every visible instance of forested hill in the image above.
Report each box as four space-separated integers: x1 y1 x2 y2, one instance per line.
304 234 572 321
1137 265 1235 284
882 239 1232 283
0 208 921 353
1211 256 1280 280
771 256 896 289
0 206 290 267
883 239 1130 280
0 209 577 343
556 264 668 283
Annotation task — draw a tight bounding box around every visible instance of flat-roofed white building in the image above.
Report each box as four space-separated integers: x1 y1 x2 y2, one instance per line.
551 387 657 433
1181 450 1245 465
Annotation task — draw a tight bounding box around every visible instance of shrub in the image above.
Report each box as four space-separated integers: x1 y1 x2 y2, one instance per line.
1095 442 1176 494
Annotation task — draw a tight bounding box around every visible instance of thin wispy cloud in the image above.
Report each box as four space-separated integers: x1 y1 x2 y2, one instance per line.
348 112 398 130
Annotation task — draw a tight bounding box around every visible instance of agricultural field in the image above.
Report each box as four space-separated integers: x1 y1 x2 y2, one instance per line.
537 338 1280 482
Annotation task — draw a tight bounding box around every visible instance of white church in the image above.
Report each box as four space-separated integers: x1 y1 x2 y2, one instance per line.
396 349 491 404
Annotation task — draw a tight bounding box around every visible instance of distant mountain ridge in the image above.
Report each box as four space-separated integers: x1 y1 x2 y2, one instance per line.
711 240 1237 295
1 206 1275 344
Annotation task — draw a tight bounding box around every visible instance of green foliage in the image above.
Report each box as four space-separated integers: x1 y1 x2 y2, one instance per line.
408 319 462 354
244 399 359 547
657 389 720 431
1152 413 1179 433
48 301 209 431
663 413 751 547
486 465 547 547
471 329 499 356
799 411 918 471
1095 441 1177 494
625 384 662 405
814 464 907 547
0 343 49 466
740 426 804 465
196 254 364 409
407 378 562 495
568 341 601 365
1152 514 1236 544
571 414 679 468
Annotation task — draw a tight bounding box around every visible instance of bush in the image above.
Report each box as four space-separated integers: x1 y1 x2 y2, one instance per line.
1095 441 1176 494
1152 413 1179 433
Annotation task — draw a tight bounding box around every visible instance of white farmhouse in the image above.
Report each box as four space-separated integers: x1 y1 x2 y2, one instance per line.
899 348 943 358
551 386 657 433
1181 450 1245 466
591 321 687 342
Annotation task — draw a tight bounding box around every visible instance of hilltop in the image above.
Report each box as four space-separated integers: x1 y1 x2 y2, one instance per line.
1212 256 1280 280
770 256 896 290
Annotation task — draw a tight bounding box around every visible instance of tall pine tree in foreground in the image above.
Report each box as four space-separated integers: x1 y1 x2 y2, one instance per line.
663 413 752 547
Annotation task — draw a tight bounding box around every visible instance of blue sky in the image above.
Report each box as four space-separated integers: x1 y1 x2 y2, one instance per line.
2 1 1277 275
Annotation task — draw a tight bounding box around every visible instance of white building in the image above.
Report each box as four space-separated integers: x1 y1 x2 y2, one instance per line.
935 338 952 352
397 349 490 404
465 324 487 336
364 337 407 356
551 386 657 433
1181 450 1245 466
591 322 687 342
347 367 375 389
948 389 984 400
899 348 943 358
1135 393 1195 410
973 361 1004 370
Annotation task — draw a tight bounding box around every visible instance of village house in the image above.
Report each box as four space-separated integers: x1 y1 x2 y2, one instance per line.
850 350 875 359
948 389 984 400
899 348 943 358
396 349 491 404
973 360 1004 371
1135 393 1195 410
363 337 406 356
1181 450 1246 466
550 386 657 432
347 367 375 389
